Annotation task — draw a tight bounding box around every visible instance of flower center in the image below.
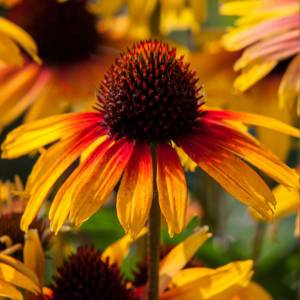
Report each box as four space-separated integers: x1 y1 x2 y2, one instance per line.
8 0 99 66
50 246 135 300
97 40 204 143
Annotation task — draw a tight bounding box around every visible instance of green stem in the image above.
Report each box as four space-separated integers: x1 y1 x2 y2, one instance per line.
147 146 161 300
147 197 161 300
252 221 267 262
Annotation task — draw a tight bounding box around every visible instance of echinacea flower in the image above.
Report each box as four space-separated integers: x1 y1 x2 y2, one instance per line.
2 40 300 239
0 17 38 65
221 0 300 112
1 225 272 300
130 227 273 300
0 0 120 131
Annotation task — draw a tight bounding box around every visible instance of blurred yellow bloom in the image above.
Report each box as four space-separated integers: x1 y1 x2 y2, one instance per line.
132 227 272 300
0 176 26 215
190 40 298 161
0 0 21 6
221 0 300 113
0 0 128 132
0 230 41 300
0 17 39 66
89 0 207 39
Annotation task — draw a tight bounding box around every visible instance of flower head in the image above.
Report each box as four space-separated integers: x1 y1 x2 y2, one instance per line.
0 212 46 254
0 0 117 131
50 246 134 300
221 0 300 112
8 0 99 66
2 40 300 239
97 41 204 142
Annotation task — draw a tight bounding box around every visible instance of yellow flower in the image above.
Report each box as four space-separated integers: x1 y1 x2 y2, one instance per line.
2 40 300 239
89 0 207 39
0 17 39 66
221 0 300 113
0 0 128 131
0 231 41 300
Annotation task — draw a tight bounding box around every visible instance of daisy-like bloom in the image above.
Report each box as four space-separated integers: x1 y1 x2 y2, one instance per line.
221 0 300 112
2 40 300 239
44 227 272 300
0 0 118 131
0 17 38 65
89 0 207 39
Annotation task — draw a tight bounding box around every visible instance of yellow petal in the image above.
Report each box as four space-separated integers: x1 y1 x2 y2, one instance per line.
0 64 40 130
0 263 40 294
2 112 100 158
157 143 188 236
49 138 113 233
69 138 133 227
234 282 273 300
233 61 277 92
252 183 299 221
161 260 253 300
179 137 276 219
21 127 100 232
101 228 147 267
0 254 39 287
206 109 300 138
174 146 197 172
117 142 153 239
279 54 300 112
0 33 22 66
159 226 211 293
0 279 23 300
0 70 50 129
0 17 39 63
24 229 45 286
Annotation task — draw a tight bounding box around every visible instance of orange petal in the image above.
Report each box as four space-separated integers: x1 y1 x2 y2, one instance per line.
187 122 299 188
21 126 102 232
178 137 276 219
157 143 188 236
205 109 300 137
24 229 45 287
0 17 40 63
117 142 153 239
49 137 113 233
235 282 273 300
159 227 211 293
101 228 147 267
69 138 134 227
161 260 253 300
0 279 23 300
2 112 102 158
